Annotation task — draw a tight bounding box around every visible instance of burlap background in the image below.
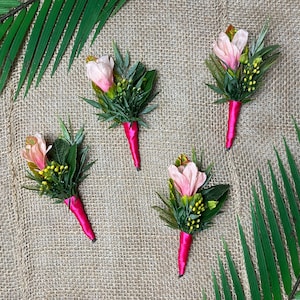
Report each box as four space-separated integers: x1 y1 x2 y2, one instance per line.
1 1 300 299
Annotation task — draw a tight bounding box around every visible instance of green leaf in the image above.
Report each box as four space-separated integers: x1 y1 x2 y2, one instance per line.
15 0 52 99
24 0 64 95
58 118 72 143
66 143 77 185
218 256 232 300
294 291 300 300
275 148 300 246
268 161 300 277
0 16 13 41
82 97 103 110
252 187 283 298
251 204 273 299
47 138 70 165
284 138 300 206
68 0 106 69
36 0 77 85
51 0 87 75
201 184 229 224
0 1 38 92
140 104 158 115
91 0 119 44
212 271 221 300
258 171 292 295
223 241 246 300
0 7 25 72
238 217 261 300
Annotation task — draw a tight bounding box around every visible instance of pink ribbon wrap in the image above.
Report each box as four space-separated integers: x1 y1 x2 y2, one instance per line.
178 231 193 277
64 196 96 242
123 121 141 170
226 100 242 149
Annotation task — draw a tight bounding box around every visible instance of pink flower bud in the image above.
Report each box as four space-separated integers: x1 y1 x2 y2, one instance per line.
86 55 115 92
21 134 51 170
168 162 207 196
213 29 248 70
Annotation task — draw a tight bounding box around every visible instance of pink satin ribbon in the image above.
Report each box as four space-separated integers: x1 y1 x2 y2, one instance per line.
178 231 193 277
64 196 96 242
226 100 242 149
123 121 141 170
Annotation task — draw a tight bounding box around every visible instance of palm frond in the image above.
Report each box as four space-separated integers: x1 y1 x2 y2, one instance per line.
206 120 300 299
0 0 128 99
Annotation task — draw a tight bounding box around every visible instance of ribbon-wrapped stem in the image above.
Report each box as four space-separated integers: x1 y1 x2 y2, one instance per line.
226 100 242 150
64 195 96 242
123 121 141 170
178 231 193 277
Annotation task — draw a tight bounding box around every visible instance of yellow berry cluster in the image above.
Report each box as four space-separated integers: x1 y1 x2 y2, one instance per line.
242 57 262 93
38 161 68 192
187 195 205 232
116 78 129 94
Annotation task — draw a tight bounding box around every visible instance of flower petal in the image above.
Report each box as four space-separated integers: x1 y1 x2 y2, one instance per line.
232 29 248 54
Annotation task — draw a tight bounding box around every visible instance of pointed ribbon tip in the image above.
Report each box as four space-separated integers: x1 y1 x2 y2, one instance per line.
64 196 96 241
123 121 141 170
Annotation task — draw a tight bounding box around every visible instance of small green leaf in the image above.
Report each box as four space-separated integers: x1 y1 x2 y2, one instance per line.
223 240 246 299
218 256 232 300
66 143 77 185
212 271 221 300
47 139 70 165
238 218 261 300
82 97 103 110
251 204 273 300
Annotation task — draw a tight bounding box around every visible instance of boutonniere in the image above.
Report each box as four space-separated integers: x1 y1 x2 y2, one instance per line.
21 119 96 242
83 42 158 170
206 21 280 149
153 151 229 276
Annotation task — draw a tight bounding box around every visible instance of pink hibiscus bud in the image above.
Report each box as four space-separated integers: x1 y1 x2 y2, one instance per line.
86 55 115 93
21 134 51 170
213 29 248 70
168 162 207 197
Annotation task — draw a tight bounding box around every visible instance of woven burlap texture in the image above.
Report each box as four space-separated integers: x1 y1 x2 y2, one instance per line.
1 0 300 299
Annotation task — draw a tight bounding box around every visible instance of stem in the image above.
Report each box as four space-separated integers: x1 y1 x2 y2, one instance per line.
289 276 300 300
0 0 38 23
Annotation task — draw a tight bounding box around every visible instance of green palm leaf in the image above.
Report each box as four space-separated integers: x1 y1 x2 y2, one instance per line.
0 0 128 98
206 120 300 299
0 0 21 15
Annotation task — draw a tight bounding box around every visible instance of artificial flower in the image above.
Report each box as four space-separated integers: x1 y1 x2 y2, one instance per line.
86 55 114 93
154 151 229 276
83 42 158 170
21 119 96 242
168 162 206 196
213 29 248 70
21 133 50 171
206 21 280 149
